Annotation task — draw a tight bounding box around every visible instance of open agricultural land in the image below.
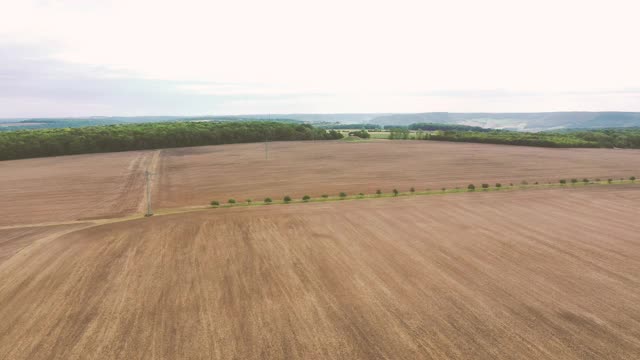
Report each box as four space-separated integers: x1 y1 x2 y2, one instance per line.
1 186 639 359
1 139 639 359
0 149 161 226
2 140 640 227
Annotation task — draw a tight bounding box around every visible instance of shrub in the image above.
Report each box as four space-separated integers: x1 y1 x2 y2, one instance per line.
376 189 382 196
302 195 311 202
481 183 489 189
210 200 220 206
392 189 399 196
559 179 566 184
264 197 272 204
441 187 446 192
608 178 613 184
283 195 292 203
339 192 347 199
534 181 539 185
582 178 589 184
631 176 636 182
410 187 415 193
595 178 601 182
246 199 252 204
495 183 501 188
571 178 578 184
521 180 528 185
468 184 475 191
228 199 236 204
321 194 329 198
347 129 371 139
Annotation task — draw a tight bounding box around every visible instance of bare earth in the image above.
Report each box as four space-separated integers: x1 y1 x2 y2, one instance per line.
2 140 640 226
0 149 160 226
1 186 639 359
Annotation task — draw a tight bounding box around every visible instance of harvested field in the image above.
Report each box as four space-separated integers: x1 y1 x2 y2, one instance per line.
0 223 87 265
2 140 640 226
0 149 160 226
139 141 640 209
1 186 639 359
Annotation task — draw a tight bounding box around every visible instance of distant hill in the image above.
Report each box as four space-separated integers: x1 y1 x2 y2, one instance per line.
367 112 640 131
3 112 640 132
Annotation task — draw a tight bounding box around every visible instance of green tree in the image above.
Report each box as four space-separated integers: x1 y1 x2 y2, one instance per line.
321 194 329 198
376 189 382 196
571 178 578 184
284 195 292 203
339 192 347 199
392 189 399 196
468 184 475 191
631 176 636 182
495 183 501 189
560 179 567 184
347 130 371 139
410 187 415 193
264 197 272 204
482 183 489 189
302 195 311 202
211 200 220 206
228 199 236 204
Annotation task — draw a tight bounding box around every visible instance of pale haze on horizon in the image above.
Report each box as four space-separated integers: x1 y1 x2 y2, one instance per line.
1 0 639 118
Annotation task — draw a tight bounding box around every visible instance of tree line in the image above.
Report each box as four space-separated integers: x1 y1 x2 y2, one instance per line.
425 129 640 148
380 126 640 148
0 121 343 161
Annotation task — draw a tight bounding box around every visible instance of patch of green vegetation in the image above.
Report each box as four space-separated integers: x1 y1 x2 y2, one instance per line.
209 177 636 210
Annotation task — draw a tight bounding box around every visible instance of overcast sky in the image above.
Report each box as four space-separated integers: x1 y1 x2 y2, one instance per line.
2 0 640 117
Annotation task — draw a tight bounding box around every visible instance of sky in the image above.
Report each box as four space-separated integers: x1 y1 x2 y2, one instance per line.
1 0 640 117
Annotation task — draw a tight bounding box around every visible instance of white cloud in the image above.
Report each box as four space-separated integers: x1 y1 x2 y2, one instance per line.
1 0 640 116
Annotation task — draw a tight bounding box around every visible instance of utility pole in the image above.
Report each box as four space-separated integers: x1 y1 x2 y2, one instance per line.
145 170 154 217
265 114 270 160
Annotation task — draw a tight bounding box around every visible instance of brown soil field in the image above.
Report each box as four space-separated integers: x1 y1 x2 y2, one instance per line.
154 141 640 209
0 149 160 226
3 140 639 226
1 186 639 359
0 223 87 265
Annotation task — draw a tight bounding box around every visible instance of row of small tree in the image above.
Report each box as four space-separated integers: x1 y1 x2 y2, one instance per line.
211 176 636 207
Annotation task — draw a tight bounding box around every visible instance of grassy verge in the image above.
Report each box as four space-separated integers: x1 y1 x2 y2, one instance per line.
208 178 638 210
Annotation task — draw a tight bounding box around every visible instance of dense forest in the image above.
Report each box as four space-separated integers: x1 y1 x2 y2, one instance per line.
0 121 342 161
0 117 301 132
424 128 640 148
